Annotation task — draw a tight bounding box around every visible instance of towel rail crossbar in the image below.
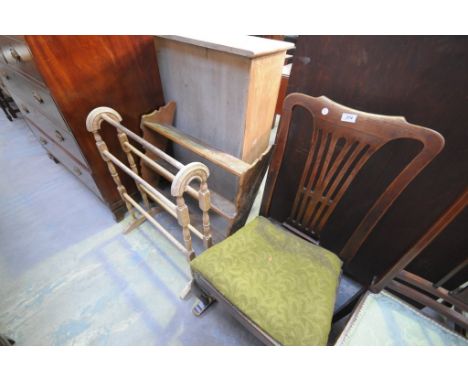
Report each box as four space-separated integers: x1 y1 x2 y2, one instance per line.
123 141 201 202
101 113 184 170
86 107 213 268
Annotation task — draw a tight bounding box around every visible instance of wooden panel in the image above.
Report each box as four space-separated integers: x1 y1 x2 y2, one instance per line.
155 36 289 201
279 36 468 285
155 37 247 200
162 35 293 58
275 74 289 115
242 51 284 163
155 37 250 158
143 119 251 177
26 36 165 219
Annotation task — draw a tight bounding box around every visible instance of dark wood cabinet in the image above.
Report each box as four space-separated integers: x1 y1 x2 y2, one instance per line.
0 36 165 220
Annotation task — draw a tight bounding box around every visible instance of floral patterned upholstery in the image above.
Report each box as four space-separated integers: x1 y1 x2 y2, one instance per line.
191 216 342 345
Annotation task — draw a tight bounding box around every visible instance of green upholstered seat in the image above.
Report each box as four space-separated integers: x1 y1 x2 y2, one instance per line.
191 216 342 345
336 291 468 346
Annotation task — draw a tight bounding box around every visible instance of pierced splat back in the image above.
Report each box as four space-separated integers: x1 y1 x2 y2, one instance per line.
261 93 445 264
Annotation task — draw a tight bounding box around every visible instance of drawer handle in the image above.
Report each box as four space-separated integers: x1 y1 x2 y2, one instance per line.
73 166 82 176
32 91 44 104
9 47 22 62
39 137 48 145
21 105 30 114
47 153 59 163
54 130 65 142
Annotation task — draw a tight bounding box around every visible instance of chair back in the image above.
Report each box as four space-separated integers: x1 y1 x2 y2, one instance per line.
371 188 468 330
261 93 445 264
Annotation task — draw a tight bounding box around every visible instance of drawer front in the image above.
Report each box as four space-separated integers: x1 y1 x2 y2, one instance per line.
28 122 102 198
0 36 44 84
0 68 69 132
15 94 87 166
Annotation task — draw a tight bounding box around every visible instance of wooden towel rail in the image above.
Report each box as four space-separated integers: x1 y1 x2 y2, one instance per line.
86 107 213 263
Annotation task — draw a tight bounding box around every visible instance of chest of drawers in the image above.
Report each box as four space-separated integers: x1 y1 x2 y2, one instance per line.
0 36 165 220
0 36 99 196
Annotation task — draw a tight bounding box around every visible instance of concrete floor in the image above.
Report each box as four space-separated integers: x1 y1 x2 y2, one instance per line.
0 112 358 345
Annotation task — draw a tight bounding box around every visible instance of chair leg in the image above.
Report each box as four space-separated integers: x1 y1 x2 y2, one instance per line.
179 279 193 300
332 287 366 323
190 275 216 316
192 292 215 317
0 334 14 346
453 307 466 337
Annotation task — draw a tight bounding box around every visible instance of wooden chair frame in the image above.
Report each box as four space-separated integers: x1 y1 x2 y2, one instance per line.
192 93 445 344
261 93 445 264
370 188 468 330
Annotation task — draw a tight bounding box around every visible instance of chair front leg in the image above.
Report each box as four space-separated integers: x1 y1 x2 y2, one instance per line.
190 275 215 317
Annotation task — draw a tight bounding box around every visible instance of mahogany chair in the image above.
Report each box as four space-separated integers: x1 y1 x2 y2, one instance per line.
337 189 467 345
189 93 445 345
371 188 467 328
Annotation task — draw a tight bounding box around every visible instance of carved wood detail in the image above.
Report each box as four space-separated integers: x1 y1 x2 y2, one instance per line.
261 93 445 265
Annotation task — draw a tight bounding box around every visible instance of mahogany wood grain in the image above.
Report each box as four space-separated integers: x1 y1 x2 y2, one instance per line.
25 36 165 220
